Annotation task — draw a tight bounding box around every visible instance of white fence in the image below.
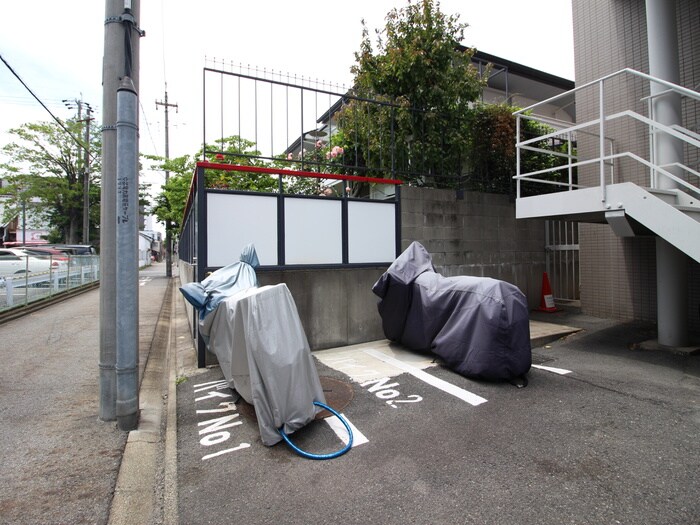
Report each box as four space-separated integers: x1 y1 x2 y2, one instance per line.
206 192 397 267
0 255 100 310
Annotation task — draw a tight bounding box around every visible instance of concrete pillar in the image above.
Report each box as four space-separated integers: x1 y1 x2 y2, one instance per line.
646 0 688 347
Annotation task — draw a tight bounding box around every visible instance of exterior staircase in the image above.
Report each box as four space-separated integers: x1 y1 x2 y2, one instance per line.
517 182 700 263
513 68 700 264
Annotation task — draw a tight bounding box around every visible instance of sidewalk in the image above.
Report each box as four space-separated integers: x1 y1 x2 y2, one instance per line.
0 261 171 525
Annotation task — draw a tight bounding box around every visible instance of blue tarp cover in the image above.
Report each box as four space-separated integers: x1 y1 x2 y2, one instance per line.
180 243 260 319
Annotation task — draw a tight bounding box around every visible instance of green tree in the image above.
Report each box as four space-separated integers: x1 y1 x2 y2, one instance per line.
149 156 192 233
148 136 278 236
0 120 101 244
339 0 486 185
465 103 572 195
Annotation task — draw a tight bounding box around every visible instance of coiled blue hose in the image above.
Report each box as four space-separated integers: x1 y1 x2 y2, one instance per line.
277 401 353 460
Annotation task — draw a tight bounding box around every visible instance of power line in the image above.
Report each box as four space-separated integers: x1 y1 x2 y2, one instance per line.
0 52 93 160
139 98 160 156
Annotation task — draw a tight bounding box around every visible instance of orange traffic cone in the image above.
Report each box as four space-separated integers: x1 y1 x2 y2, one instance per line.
539 272 557 312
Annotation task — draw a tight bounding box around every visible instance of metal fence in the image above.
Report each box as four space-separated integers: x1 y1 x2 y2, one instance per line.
202 62 471 189
0 255 100 311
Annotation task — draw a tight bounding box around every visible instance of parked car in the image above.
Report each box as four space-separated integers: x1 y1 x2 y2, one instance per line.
51 244 97 256
0 248 56 277
16 246 69 260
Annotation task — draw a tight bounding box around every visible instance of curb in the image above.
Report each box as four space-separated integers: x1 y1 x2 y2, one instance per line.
108 278 175 525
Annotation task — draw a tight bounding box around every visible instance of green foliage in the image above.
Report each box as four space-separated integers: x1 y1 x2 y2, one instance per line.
0 120 101 243
339 0 486 185
148 136 280 234
148 158 193 234
203 137 278 192
275 132 350 196
464 103 572 195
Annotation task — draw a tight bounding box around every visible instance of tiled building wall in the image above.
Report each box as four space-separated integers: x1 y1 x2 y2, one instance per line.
572 0 700 331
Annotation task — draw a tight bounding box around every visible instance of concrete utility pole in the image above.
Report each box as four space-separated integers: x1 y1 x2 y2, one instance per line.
100 0 142 424
83 106 93 244
64 97 93 244
156 87 178 278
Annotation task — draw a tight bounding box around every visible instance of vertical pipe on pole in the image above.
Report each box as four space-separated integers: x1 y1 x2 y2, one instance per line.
116 77 139 430
515 115 521 198
100 0 140 422
599 79 606 202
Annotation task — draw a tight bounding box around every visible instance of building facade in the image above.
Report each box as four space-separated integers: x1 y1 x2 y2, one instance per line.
516 0 699 341
574 0 699 336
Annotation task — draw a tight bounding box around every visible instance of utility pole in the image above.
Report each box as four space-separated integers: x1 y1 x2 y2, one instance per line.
156 87 178 278
100 0 142 425
82 106 93 244
64 97 93 244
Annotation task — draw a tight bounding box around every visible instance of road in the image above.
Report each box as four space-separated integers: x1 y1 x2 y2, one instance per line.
174 309 700 525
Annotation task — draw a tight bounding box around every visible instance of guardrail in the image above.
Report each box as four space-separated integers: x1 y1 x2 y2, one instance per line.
0 255 100 311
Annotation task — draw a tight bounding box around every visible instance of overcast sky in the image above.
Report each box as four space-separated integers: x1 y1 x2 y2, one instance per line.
0 0 574 213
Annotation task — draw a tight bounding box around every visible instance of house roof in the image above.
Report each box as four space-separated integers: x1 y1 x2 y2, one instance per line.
284 49 576 153
471 50 574 113
471 50 574 91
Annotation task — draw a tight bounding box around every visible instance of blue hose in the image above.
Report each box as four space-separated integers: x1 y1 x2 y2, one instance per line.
277 401 353 460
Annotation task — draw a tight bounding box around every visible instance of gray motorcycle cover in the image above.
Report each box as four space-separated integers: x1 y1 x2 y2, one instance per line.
372 242 531 381
199 283 326 446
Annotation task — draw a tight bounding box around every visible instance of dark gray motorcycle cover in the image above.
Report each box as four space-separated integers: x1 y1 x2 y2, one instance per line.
372 242 531 381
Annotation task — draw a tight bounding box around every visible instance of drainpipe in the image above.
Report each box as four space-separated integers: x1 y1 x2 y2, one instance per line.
645 0 688 347
116 77 139 430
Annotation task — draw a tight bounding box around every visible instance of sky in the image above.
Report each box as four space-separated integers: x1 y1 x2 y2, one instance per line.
0 0 574 228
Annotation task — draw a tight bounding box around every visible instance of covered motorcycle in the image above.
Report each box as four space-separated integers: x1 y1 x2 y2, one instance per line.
372 241 531 382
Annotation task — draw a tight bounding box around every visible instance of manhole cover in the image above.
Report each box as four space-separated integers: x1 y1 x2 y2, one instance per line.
234 376 354 422
315 376 354 420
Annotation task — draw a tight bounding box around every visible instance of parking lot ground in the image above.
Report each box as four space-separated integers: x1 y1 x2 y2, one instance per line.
175 315 700 525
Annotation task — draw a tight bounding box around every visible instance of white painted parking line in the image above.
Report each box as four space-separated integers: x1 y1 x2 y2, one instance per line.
364 349 488 406
202 443 251 461
324 414 369 447
532 364 572 375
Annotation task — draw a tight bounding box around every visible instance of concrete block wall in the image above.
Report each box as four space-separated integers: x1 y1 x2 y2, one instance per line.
257 267 387 351
401 186 546 310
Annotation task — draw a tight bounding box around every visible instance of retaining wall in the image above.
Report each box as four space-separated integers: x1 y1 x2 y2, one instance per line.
180 186 546 352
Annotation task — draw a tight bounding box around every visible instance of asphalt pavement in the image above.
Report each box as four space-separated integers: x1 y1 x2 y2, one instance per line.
1 264 699 524
0 262 170 525
174 308 700 525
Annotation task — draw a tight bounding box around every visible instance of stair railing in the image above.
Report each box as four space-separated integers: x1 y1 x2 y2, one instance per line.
514 68 700 203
